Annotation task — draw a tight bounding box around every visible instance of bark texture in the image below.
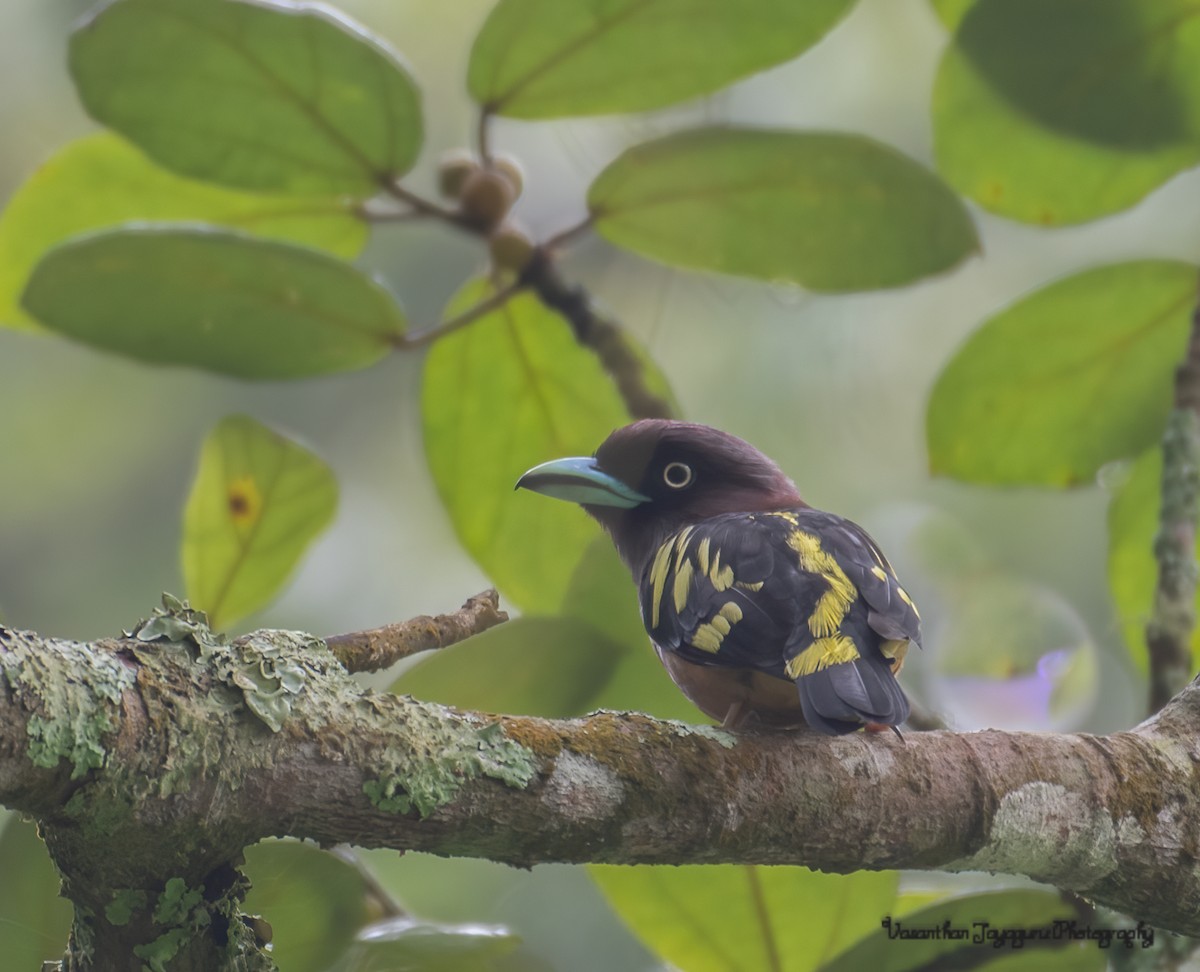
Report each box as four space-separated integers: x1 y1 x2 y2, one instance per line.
3 609 1200 969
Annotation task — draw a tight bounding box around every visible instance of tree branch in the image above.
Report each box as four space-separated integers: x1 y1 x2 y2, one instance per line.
5 614 1200 970
520 249 676 420
1147 276 1200 712
325 589 508 673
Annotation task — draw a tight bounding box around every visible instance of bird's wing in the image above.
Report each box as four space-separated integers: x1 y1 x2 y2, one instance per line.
639 509 920 732
638 511 826 678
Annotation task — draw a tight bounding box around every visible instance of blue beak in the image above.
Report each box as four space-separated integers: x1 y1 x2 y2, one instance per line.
516 456 650 509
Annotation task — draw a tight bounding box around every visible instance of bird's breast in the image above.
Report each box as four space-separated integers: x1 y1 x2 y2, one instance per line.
654 644 805 729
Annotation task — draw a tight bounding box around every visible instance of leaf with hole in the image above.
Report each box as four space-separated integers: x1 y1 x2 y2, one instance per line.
421 279 639 612
927 261 1196 486
182 415 337 630
591 864 897 972
589 127 978 292
468 0 853 119
0 134 366 332
21 227 405 378
70 0 422 195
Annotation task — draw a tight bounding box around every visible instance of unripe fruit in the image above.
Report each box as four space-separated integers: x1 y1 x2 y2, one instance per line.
437 149 480 200
491 154 525 200
489 222 535 274
459 169 516 230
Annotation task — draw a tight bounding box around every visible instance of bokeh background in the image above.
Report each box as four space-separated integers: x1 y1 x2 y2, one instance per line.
4 0 1200 968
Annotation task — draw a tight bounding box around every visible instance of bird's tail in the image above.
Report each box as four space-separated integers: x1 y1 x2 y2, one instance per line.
796 655 910 735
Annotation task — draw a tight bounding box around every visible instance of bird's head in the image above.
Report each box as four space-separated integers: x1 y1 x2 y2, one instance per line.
516 420 805 568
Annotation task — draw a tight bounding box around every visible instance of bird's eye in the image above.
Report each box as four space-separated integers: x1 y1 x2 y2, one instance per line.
662 461 694 489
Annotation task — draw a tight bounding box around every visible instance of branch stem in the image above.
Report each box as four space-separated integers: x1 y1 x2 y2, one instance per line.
391 283 525 351
326 589 508 673
1146 274 1200 713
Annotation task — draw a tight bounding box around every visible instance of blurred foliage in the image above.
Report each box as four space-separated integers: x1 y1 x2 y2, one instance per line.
24 228 405 378
591 864 897 972
819 890 1105 972
2 0 1199 968
468 0 854 118
0 817 73 970
927 261 1197 486
0 133 365 331
590 127 978 291
182 415 337 630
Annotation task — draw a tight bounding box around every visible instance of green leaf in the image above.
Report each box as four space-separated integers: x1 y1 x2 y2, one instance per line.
182 415 337 630
21 227 404 379
0 817 73 970
1107 447 1200 674
589 127 978 293
391 616 625 718
927 261 1196 486
468 0 853 119
933 34 1200 225
953 0 1200 151
70 0 422 195
0 134 366 332
929 0 975 31
243 840 370 972
560 537 646 650
591 864 897 972
819 890 1104 972
421 279 634 612
334 916 519 972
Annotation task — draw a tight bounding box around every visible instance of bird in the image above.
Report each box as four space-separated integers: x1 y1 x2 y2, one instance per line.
515 419 919 735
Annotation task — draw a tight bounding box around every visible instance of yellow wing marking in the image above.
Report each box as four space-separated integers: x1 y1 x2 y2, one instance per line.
673 557 695 614
896 585 920 619
787 530 857 638
708 547 734 591
767 511 799 526
648 538 674 628
785 635 860 678
870 565 888 583
696 536 711 575
735 580 764 592
690 601 744 653
673 526 695 571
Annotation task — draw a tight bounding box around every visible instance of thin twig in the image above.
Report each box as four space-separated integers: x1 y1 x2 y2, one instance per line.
541 215 595 253
330 845 407 918
519 248 676 420
477 108 493 166
325 589 508 674
392 281 525 350
1146 275 1200 714
379 178 475 229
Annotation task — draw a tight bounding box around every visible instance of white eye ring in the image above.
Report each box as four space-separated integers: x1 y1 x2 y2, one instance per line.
663 462 693 489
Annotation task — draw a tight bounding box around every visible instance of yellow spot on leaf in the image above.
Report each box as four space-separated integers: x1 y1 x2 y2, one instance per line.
226 475 262 529
786 635 859 678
